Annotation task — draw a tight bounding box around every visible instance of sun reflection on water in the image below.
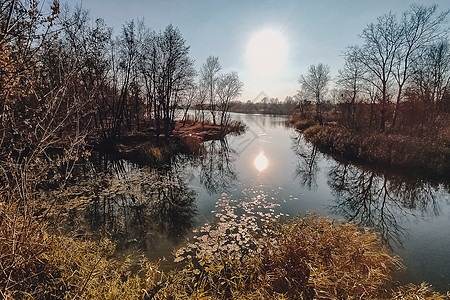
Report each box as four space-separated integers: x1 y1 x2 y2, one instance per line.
254 152 268 172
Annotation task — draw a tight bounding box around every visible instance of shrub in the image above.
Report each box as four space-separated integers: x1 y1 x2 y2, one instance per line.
294 119 315 131
226 120 247 135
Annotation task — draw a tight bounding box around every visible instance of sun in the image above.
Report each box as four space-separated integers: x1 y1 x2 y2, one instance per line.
246 29 288 76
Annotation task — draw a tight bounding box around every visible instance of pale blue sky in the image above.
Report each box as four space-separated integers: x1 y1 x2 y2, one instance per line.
65 0 449 101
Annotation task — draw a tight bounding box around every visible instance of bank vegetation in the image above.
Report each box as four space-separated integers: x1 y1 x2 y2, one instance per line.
291 4 449 178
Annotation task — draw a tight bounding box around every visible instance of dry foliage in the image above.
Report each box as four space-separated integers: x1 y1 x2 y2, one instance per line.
391 283 450 300
273 216 402 299
1 210 448 299
302 124 449 176
1 233 164 299
41 236 163 299
0 202 50 298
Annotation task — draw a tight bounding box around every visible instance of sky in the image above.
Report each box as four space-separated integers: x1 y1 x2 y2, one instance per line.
63 0 449 102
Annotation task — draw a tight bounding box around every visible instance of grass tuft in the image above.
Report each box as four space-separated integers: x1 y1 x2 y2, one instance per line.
391 283 450 300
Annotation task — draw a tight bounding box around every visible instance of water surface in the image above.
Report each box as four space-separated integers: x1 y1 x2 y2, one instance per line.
62 113 450 292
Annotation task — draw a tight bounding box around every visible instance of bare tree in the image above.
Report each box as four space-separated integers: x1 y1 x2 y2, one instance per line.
181 82 198 126
59 8 112 142
341 4 448 133
337 56 366 130
299 63 330 125
195 80 208 126
200 56 221 125
216 71 243 127
391 4 449 128
350 13 402 132
114 19 144 138
158 24 196 135
408 39 450 131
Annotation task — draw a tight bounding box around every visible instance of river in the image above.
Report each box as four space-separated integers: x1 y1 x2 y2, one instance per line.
60 113 450 292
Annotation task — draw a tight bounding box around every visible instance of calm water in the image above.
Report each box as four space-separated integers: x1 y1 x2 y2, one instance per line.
61 113 450 292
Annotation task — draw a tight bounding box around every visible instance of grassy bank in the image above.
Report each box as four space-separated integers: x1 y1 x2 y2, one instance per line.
2 213 449 299
292 121 449 179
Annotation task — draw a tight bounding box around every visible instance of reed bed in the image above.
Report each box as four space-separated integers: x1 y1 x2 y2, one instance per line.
2 200 448 299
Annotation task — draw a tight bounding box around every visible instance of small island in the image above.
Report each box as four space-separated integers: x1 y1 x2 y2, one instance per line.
114 119 246 164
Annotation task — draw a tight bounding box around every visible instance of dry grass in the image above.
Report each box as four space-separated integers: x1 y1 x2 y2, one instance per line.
0 203 49 299
169 201 403 299
272 216 402 299
41 236 163 299
1 233 164 299
303 124 449 176
1 199 448 299
391 283 450 300
293 119 316 131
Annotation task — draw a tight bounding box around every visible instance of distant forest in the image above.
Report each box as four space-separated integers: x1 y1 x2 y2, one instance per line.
230 97 296 115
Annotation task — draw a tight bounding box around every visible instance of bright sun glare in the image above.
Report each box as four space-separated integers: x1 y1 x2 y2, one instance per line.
246 29 288 76
254 152 269 172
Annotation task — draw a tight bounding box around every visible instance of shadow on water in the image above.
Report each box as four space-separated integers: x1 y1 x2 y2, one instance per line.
291 133 446 249
48 152 197 262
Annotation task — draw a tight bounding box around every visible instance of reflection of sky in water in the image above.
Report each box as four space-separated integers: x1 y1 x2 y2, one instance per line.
393 188 450 291
190 113 333 224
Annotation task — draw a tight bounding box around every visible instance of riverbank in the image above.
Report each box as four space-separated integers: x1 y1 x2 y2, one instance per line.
109 120 246 164
5 215 449 299
292 121 449 180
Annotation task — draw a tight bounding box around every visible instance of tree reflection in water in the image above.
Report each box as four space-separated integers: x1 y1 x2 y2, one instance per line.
292 133 444 247
327 163 409 247
52 139 239 260
292 134 319 191
198 139 237 194
56 155 197 260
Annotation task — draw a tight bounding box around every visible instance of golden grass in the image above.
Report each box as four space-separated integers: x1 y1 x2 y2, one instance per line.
391 283 450 300
0 200 50 299
168 213 403 299
30 236 163 299
2 208 449 299
271 216 402 299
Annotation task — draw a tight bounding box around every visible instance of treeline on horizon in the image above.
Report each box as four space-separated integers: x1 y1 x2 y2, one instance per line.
230 96 296 115
293 4 449 139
